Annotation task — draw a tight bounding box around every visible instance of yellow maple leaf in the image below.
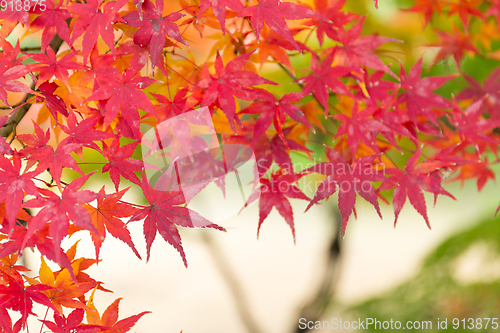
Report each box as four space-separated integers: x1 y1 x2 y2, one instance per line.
54 71 93 109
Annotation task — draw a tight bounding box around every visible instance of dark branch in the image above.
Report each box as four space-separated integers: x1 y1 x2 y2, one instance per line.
294 206 342 333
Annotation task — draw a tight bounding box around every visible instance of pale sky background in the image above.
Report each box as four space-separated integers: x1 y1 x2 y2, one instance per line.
20 175 500 333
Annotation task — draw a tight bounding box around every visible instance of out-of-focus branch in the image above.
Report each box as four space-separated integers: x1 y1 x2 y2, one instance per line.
201 231 266 333
0 34 64 138
294 206 342 333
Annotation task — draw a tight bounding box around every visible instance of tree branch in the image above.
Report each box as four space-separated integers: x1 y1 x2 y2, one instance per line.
201 231 266 333
293 206 342 333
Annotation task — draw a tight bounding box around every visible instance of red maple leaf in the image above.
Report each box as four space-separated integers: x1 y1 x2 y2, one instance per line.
18 125 83 188
0 153 40 233
86 68 157 139
429 26 478 66
37 82 70 119
129 176 225 265
150 87 189 121
403 0 443 26
178 0 227 37
198 0 243 33
0 304 23 333
194 50 277 132
115 41 150 75
450 153 496 192
84 187 141 262
124 0 189 67
301 0 358 45
30 0 72 52
297 52 353 115
0 116 13 155
17 121 50 158
447 0 483 26
41 308 105 333
458 67 500 119
246 170 309 242
239 90 313 146
413 145 474 207
0 274 55 330
253 126 312 176
59 112 115 159
355 70 399 104
69 0 127 64
27 48 84 92
0 2 31 38
0 137 11 156
371 95 417 148
378 149 455 228
238 0 327 51
101 139 143 191
397 57 456 125
485 0 500 17
332 17 401 79
334 103 390 155
305 148 385 236
0 40 25 70
26 141 84 190
416 143 473 173
0 220 76 284
21 173 102 264
448 98 500 153
0 65 31 107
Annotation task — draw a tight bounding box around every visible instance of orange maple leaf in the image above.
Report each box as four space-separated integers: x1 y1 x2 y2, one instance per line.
86 295 150 333
26 256 95 314
0 254 29 285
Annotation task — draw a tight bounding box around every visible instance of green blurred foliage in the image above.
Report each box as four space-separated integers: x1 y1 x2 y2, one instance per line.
342 213 500 332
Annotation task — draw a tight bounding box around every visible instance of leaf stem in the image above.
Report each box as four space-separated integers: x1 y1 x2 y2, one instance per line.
170 51 202 70
39 307 50 333
165 64 195 85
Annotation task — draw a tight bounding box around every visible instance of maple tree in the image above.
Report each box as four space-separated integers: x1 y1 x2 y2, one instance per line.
1 0 500 330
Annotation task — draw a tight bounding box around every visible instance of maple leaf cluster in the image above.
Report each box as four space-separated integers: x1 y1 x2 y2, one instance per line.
0 0 500 329
0 243 149 332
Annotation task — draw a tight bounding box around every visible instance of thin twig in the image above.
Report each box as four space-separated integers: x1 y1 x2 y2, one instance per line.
39 307 50 333
19 46 43 52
